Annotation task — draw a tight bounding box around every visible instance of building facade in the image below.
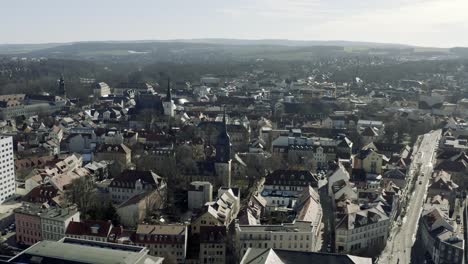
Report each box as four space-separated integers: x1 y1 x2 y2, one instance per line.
0 136 15 203
40 207 80 241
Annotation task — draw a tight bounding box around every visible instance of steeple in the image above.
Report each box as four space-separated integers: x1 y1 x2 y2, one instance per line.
216 107 231 163
165 78 172 102
162 77 175 117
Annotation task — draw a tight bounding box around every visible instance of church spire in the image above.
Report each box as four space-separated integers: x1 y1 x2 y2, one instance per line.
166 78 172 101
216 106 231 163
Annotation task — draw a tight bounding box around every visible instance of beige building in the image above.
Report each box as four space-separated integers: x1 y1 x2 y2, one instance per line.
335 203 389 254
134 224 188 264
94 144 132 176
40 207 81 241
116 189 167 227
353 148 387 175
236 187 322 257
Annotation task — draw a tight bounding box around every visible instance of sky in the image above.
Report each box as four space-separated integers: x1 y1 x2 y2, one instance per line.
1 0 467 47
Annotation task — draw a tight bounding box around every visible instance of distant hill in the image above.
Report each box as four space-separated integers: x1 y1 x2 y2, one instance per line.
0 43 64 54
0 39 464 62
167 38 413 48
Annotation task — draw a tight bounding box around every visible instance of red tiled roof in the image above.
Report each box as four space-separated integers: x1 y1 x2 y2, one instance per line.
66 220 112 238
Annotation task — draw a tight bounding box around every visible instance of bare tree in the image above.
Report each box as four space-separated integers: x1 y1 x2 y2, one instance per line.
65 176 96 215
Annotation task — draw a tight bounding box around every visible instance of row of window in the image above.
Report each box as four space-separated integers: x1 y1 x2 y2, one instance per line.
17 228 40 237
243 241 310 249
242 233 310 241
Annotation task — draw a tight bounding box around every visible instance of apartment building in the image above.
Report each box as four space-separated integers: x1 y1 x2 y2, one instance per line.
236 187 322 257
199 226 227 264
14 204 43 246
191 188 240 234
40 207 80 241
109 170 166 204
0 136 15 203
133 224 188 264
335 203 390 254
66 220 113 242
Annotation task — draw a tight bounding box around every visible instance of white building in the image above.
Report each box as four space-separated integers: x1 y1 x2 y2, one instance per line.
236 187 323 257
236 221 319 258
335 203 389 254
188 181 213 210
93 82 111 97
41 207 81 241
0 136 15 203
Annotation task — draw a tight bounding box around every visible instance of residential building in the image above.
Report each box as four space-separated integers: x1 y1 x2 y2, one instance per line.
93 82 112 97
419 205 465 264
109 170 167 204
40 207 80 241
334 203 389 254
134 224 188 263
116 190 167 227
353 148 388 175
0 136 15 203
236 187 322 257
199 226 227 264
191 188 240 234
66 220 113 242
14 204 43 246
95 143 132 176
262 170 319 211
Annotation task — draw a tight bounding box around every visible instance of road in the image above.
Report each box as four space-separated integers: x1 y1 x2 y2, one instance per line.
379 130 441 264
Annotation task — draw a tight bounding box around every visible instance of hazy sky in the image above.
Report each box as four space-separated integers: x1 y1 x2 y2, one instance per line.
2 0 467 47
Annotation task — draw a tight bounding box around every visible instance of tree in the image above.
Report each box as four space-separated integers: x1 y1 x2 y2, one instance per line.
65 176 96 215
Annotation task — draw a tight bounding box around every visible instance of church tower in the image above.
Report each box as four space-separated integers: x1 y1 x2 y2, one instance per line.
215 109 232 187
162 78 175 117
58 74 66 98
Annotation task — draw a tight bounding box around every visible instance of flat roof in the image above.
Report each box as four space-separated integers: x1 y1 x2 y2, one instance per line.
10 239 163 264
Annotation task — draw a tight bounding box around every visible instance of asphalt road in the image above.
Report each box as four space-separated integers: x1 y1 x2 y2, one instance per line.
379 130 441 264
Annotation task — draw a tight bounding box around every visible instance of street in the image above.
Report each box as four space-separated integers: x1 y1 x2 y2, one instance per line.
379 130 442 264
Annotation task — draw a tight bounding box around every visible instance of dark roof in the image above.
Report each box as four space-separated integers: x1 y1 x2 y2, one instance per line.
96 144 131 154
361 126 378 137
264 170 318 187
66 220 112 238
435 160 468 172
356 148 374 160
21 185 60 205
275 249 369 264
110 170 160 188
371 142 406 153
